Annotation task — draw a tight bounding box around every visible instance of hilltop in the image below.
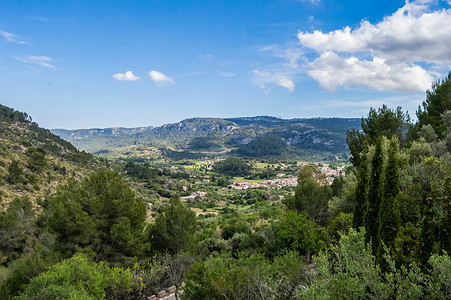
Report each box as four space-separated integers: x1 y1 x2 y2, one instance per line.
0 105 100 207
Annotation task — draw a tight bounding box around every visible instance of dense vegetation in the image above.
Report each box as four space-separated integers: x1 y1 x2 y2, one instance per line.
0 73 450 299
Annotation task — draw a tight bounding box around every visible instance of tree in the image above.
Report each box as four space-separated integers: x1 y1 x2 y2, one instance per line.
366 137 384 255
376 137 401 270
347 105 411 167
0 197 36 265
6 160 24 184
352 145 369 229
25 148 46 173
286 165 331 226
45 169 148 264
148 197 196 254
347 129 366 167
417 72 451 137
362 105 411 144
277 210 324 257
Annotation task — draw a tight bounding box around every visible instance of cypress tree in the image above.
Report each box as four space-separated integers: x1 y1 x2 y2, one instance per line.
365 137 384 255
352 144 369 229
376 137 401 269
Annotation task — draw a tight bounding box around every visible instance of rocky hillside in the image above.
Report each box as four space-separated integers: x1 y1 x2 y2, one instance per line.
51 116 361 159
0 104 100 207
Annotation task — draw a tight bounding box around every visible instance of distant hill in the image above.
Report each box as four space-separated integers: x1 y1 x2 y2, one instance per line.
0 104 99 206
51 116 361 161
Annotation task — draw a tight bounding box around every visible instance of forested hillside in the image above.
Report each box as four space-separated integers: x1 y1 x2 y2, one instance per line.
0 105 99 206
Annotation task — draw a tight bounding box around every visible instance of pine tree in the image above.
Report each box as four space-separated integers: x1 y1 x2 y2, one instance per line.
376 137 401 269
365 137 384 255
352 144 369 229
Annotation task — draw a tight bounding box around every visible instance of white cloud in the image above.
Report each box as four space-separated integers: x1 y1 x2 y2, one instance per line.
307 51 433 92
112 71 140 81
148 70 175 87
259 84 272 95
198 53 212 59
297 2 451 63
300 0 320 4
260 45 304 68
14 55 60 69
0 31 28 44
218 72 236 78
297 1 451 92
253 70 295 92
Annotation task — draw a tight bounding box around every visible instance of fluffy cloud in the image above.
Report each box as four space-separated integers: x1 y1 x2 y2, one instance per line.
0 31 27 44
148 70 175 87
297 1 451 91
308 52 433 92
298 2 451 63
112 71 140 81
253 70 295 93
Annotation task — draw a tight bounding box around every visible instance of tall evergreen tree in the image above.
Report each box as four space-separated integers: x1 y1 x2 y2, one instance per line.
352 144 369 229
417 72 451 137
365 137 384 255
376 137 401 270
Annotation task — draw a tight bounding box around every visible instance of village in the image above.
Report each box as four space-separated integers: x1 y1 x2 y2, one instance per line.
229 163 345 190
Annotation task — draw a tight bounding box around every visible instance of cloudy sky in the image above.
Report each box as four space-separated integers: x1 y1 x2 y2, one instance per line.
0 0 450 129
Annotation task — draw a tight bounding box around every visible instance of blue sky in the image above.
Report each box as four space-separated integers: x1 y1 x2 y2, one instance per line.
1 0 450 129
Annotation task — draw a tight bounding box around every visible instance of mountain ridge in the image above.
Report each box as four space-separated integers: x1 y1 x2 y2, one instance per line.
50 116 361 160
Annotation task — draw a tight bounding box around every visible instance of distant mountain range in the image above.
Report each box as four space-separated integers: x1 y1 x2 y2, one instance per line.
51 116 361 160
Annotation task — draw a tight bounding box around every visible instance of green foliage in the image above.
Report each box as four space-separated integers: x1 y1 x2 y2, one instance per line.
0 248 55 299
286 166 331 225
14 253 138 300
347 105 411 167
212 157 252 176
124 161 159 179
189 136 223 150
376 138 401 270
277 210 324 256
238 135 287 156
183 251 309 300
417 72 451 137
25 148 47 173
362 105 411 145
352 148 368 228
426 252 451 298
304 227 451 300
304 228 390 299
328 172 357 219
0 197 36 265
45 170 148 263
327 212 353 242
0 105 32 123
347 129 365 167
6 160 25 185
148 197 196 254
366 137 384 255
220 218 250 240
